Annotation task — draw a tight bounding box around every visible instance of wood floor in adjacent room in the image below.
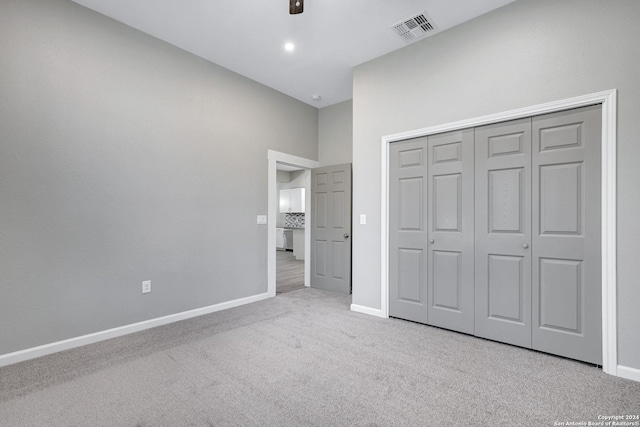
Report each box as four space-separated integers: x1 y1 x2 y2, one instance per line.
276 250 304 294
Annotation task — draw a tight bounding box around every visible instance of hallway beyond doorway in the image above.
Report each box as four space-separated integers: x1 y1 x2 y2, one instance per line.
276 250 304 294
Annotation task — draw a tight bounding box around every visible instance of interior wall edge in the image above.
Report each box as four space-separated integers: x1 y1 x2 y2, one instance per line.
350 304 385 318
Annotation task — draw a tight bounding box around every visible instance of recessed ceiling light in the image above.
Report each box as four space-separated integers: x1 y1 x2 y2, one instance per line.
284 42 295 52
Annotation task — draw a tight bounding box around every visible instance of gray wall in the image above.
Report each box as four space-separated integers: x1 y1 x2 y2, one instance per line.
0 0 318 355
352 0 640 370
318 100 353 167
276 170 292 184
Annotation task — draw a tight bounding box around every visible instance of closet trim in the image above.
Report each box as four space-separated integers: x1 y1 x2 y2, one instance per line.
379 90 617 376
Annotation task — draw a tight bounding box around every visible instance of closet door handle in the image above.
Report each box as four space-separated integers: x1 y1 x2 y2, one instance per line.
522 243 529 249
429 239 435 244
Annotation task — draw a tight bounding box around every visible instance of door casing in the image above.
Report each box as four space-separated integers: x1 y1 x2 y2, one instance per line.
267 150 319 298
374 90 617 376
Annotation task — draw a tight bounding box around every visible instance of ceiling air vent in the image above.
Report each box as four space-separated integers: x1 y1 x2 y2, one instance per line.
392 12 436 42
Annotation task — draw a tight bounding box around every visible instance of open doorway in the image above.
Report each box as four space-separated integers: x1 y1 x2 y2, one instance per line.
267 150 319 298
275 165 308 294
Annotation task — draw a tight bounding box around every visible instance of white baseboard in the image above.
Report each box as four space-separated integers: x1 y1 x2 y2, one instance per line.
617 365 640 383
350 303 386 318
0 292 270 368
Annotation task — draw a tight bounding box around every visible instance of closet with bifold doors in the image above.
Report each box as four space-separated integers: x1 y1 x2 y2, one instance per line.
389 104 602 364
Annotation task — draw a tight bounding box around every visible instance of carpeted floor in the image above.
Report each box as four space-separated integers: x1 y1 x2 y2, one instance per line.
0 288 638 426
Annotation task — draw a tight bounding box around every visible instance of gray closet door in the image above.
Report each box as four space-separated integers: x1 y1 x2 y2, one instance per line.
531 105 602 364
427 129 475 334
474 118 532 348
310 164 352 294
389 105 602 365
389 138 428 323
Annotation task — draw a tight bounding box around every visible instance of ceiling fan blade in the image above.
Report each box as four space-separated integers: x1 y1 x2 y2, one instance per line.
289 0 304 15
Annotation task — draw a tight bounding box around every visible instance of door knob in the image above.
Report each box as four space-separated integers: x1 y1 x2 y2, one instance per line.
429 239 435 244
343 233 350 239
522 243 529 249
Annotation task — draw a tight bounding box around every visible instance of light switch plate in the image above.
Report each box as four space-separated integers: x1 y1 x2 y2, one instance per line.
142 280 151 294
257 215 267 225
360 214 367 225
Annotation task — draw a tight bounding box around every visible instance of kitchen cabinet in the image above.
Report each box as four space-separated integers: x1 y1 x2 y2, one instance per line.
279 188 305 213
290 188 305 213
276 228 285 250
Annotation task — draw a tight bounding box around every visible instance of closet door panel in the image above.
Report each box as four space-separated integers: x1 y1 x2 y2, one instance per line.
389 138 429 323
531 105 602 364
427 129 475 334
475 119 532 348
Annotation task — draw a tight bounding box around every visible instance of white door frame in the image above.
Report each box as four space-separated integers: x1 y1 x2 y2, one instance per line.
267 150 319 297
379 90 617 375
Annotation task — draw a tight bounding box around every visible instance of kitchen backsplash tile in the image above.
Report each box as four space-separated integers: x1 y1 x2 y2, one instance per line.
285 213 305 228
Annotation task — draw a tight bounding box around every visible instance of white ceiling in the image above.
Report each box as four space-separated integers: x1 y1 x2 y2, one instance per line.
71 0 516 108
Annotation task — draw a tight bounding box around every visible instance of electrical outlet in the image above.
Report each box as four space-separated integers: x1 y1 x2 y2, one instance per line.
257 215 267 225
142 280 151 294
